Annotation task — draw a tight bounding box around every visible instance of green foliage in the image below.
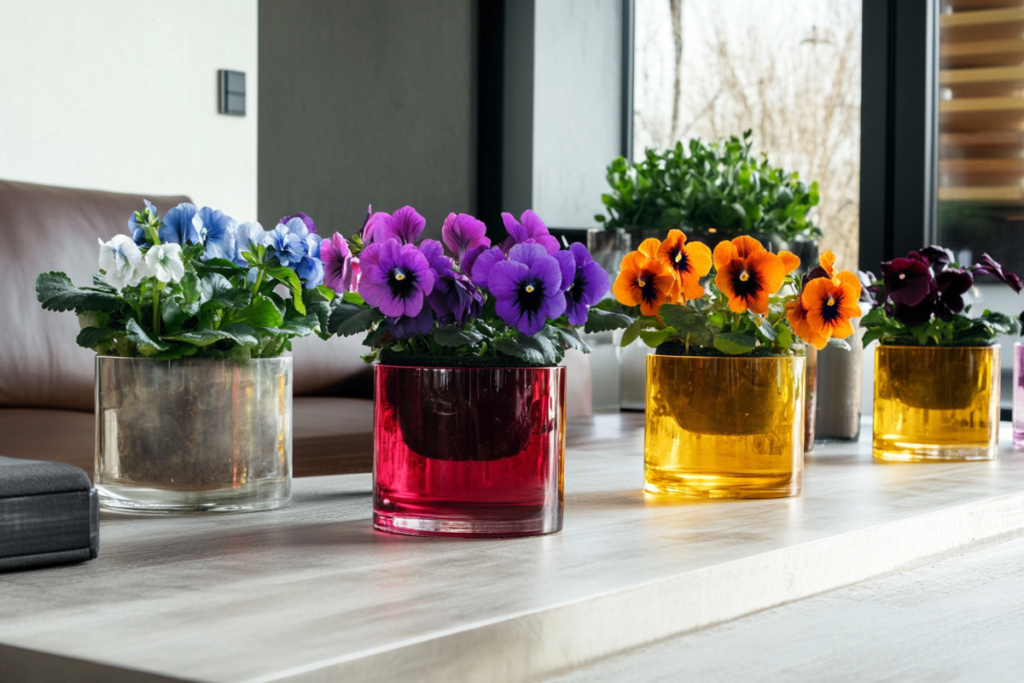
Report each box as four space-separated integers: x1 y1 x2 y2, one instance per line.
596 131 822 242
861 306 1021 347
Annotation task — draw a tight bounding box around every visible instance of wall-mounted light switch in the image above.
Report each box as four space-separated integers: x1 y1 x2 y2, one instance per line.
218 70 245 116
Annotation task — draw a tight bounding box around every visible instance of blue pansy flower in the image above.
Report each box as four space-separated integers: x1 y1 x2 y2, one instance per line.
233 221 266 265
160 203 204 245
198 206 237 261
297 254 324 288
127 199 158 245
264 223 306 267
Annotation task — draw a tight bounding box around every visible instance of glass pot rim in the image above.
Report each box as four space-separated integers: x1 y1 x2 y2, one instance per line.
95 355 292 363
374 363 565 371
875 344 1000 351
648 354 805 362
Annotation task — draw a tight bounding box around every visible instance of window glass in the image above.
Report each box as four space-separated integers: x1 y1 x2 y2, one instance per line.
633 0 862 268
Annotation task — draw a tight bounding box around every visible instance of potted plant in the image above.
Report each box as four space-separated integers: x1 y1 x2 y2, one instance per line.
36 202 331 513
595 131 823 411
323 206 625 537
611 232 859 498
861 247 1021 462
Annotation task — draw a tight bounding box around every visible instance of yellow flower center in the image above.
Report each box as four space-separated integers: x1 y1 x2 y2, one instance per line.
674 251 682 263
637 279 646 288
898 273 905 280
739 271 750 282
525 285 535 293
394 272 406 281
827 297 835 306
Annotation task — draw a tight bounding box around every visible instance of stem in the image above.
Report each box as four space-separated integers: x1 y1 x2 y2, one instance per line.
152 282 162 336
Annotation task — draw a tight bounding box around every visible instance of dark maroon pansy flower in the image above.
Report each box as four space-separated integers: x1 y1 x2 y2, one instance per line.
973 254 1023 294
934 268 973 322
880 254 934 307
920 245 954 271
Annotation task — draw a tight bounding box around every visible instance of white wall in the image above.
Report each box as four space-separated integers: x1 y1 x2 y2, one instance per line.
0 0 258 221
533 0 623 227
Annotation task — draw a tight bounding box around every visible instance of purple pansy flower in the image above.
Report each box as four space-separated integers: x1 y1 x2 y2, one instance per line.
281 211 317 235
159 202 204 246
462 243 490 277
321 233 356 292
372 206 426 245
469 246 506 289
198 206 237 262
442 213 490 262
358 240 435 317
425 250 483 328
385 307 436 340
973 254 1023 293
880 253 934 307
561 243 611 325
934 268 973 322
501 210 560 255
488 243 566 336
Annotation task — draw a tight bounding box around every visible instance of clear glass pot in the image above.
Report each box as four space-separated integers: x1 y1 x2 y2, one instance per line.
1016 343 1024 449
373 365 565 537
95 356 292 513
873 345 999 462
644 355 805 499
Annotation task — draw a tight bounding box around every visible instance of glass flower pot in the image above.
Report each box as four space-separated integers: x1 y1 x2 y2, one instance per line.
1016 343 1024 449
95 356 292 513
873 345 999 462
373 365 565 537
644 354 805 499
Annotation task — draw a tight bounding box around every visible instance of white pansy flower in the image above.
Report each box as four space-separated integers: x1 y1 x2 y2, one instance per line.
143 243 186 284
97 234 144 290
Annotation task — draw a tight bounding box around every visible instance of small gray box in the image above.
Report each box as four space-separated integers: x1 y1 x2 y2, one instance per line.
218 69 246 116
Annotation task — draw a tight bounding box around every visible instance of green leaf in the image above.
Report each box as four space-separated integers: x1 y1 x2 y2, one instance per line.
433 325 484 347
180 271 202 304
200 273 250 309
713 331 757 355
342 291 365 305
640 326 676 347
543 325 591 353
153 343 200 361
37 272 120 313
163 326 256 348
232 295 284 329
75 326 116 351
316 285 336 301
335 306 384 337
496 335 559 365
275 313 320 337
584 307 634 334
161 297 192 335
126 319 169 354
266 267 306 315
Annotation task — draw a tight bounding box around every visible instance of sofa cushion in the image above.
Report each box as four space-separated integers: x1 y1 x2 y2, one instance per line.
0 397 374 480
0 180 191 410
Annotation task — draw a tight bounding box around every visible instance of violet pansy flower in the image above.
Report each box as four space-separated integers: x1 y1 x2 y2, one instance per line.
198 206 237 262
321 233 357 292
160 202 204 246
425 249 483 328
974 254 1023 293
501 210 559 255
488 243 566 336
442 213 490 262
880 253 933 307
358 240 435 317
469 246 506 289
562 243 611 325
386 306 436 340
372 206 426 245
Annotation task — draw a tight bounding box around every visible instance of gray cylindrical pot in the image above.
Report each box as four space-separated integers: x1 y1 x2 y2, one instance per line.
814 315 866 440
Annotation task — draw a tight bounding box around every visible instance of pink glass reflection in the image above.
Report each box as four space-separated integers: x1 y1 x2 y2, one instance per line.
373 365 566 537
1015 344 1024 449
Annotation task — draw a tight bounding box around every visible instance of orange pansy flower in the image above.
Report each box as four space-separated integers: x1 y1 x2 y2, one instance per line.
713 237 786 314
785 299 828 350
780 251 801 275
638 237 661 259
613 251 676 317
819 250 836 277
656 230 712 302
800 275 862 346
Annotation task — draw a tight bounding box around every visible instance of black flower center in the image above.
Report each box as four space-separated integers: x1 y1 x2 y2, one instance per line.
387 267 417 300
820 293 841 323
569 273 587 303
638 270 660 306
670 248 689 274
517 279 545 313
730 264 761 298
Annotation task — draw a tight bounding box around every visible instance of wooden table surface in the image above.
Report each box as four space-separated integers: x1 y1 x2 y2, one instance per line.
2 414 1024 683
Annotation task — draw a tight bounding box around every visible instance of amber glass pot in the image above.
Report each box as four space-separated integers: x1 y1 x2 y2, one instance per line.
873 345 999 461
644 354 805 499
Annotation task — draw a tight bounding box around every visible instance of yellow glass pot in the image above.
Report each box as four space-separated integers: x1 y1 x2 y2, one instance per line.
873 345 999 462
644 354 805 499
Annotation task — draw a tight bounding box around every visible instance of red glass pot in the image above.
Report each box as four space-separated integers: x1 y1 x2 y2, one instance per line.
373 364 565 537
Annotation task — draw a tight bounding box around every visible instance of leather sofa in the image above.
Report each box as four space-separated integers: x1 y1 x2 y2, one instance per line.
0 179 591 479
